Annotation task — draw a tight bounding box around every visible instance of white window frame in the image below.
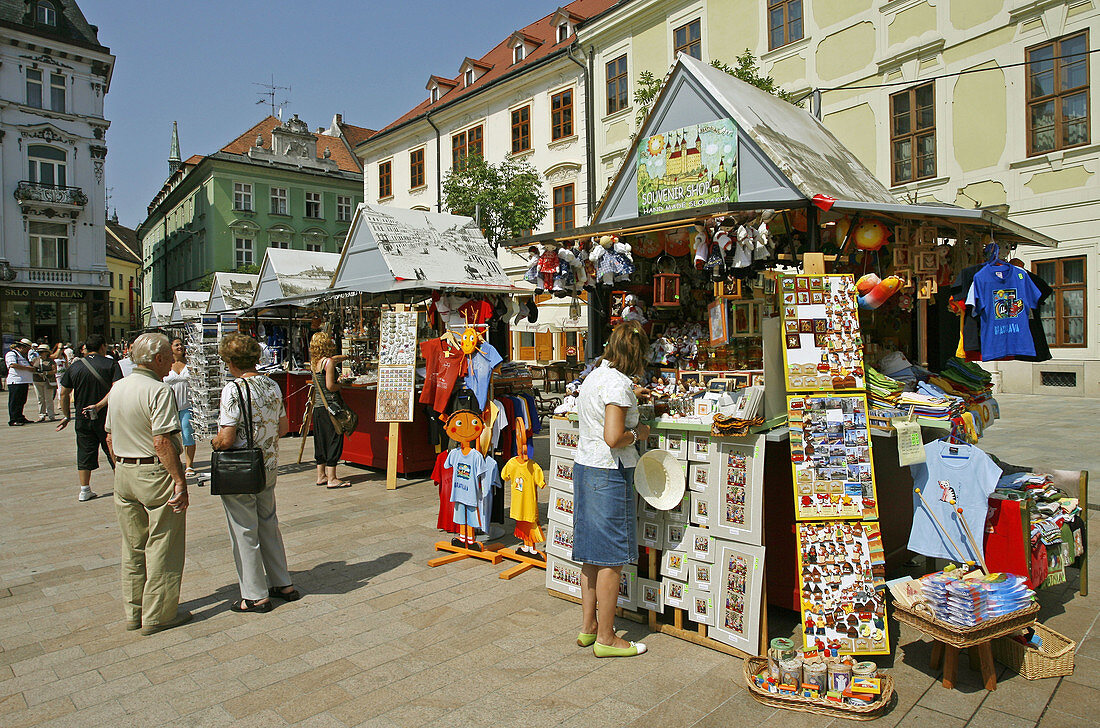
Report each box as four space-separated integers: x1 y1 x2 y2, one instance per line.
29 221 69 269
26 68 42 108
513 44 525 64
36 2 57 26
233 182 253 211
305 191 322 218
27 145 67 187
337 195 353 222
270 186 288 215
304 242 322 252
430 86 439 103
558 23 570 43
234 237 254 267
464 68 475 87
49 72 65 112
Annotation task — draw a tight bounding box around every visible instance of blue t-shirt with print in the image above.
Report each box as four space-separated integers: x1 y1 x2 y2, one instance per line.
446 447 486 508
971 263 1041 360
464 342 503 411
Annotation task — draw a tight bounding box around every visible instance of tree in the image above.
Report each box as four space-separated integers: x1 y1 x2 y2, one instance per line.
633 49 801 128
195 263 260 292
441 156 548 250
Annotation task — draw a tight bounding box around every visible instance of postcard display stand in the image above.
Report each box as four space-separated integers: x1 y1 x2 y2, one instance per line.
782 273 890 657
375 305 416 490
545 414 769 659
187 316 233 438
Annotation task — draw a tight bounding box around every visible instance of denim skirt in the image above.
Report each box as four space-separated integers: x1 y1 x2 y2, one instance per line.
571 462 637 566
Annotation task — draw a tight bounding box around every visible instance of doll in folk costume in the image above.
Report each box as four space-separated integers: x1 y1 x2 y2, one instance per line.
523 245 540 286
589 234 635 286
555 240 582 297
535 242 561 294
501 419 546 560
692 221 710 270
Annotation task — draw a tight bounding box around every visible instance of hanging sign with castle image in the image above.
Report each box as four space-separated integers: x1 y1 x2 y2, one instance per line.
637 119 738 216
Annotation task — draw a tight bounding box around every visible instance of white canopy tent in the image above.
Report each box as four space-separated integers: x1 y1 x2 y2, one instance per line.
248 249 339 312
146 302 173 328
169 291 210 324
207 273 259 314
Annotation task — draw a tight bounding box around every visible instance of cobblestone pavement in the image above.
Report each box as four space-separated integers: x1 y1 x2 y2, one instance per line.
0 390 1096 727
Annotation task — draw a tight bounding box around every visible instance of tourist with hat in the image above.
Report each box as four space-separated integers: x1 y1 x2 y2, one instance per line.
5 339 36 426
572 320 651 658
31 343 58 422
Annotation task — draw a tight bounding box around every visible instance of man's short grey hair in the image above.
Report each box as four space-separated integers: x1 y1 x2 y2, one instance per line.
131 333 170 366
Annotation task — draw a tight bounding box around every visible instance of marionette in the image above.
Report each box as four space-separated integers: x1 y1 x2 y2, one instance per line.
523 245 540 286
555 240 580 297
535 242 561 294
442 409 488 551
754 209 776 262
501 419 546 560
589 234 635 286
692 221 710 270
621 294 647 324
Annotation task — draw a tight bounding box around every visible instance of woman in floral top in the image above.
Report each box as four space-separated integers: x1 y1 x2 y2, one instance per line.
211 333 299 613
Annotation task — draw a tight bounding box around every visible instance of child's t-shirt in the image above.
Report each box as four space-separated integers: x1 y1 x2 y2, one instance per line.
969 264 1041 360
502 457 545 523
908 440 1001 562
476 457 501 535
464 342 503 411
446 447 486 508
419 338 466 414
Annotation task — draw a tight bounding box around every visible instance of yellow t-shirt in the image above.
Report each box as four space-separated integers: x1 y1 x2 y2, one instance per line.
502 457 545 523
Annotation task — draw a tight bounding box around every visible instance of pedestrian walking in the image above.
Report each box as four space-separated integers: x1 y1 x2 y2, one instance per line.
572 321 650 658
32 343 57 421
211 333 297 613
51 343 68 413
57 334 123 502
5 339 35 426
164 337 196 477
104 332 190 635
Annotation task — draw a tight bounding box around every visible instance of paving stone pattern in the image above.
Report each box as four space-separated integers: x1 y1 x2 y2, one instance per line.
0 390 1097 726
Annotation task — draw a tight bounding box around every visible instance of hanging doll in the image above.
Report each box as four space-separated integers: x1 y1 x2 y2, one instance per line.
556 240 584 296
589 234 635 286
753 210 777 263
706 221 732 281
523 245 540 287
443 409 488 551
501 419 546 560
536 242 561 294
692 221 710 270
621 294 647 324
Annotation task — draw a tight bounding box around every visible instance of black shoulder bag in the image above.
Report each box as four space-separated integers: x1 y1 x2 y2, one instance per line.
210 379 266 495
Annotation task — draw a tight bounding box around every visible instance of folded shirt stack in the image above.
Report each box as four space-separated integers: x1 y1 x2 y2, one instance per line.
920 571 1035 626
865 366 904 410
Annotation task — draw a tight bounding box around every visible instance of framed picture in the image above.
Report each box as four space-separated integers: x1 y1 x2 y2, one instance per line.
549 456 574 493
549 488 575 525
665 521 687 551
796 521 889 656
914 250 938 273
690 490 713 527
786 394 879 521
637 492 660 520
690 560 713 593
549 418 580 458
661 431 688 460
546 555 582 597
660 550 688 580
892 245 910 268
618 564 638 611
711 541 767 655
713 435 766 545
689 461 716 492
708 299 729 346
639 519 664 550
732 303 752 335
663 577 688 610
685 526 715 563
638 577 663 612
688 434 712 463
546 520 574 560
893 225 910 247
689 591 716 626
666 491 690 523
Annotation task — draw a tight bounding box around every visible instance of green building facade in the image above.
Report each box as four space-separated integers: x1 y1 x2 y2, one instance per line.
139 114 369 311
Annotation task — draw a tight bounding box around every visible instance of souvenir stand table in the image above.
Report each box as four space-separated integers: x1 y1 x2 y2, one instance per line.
514 55 1061 669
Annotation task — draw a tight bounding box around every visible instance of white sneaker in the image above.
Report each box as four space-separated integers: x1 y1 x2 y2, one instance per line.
78 488 98 502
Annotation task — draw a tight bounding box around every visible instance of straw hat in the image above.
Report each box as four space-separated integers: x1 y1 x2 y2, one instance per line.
634 449 686 510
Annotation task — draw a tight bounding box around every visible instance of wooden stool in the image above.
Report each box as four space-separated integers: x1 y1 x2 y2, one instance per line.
930 639 998 690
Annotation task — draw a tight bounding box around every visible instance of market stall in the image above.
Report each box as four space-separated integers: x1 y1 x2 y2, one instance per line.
168 290 209 326
503 54 1083 681
205 272 258 316
145 302 173 328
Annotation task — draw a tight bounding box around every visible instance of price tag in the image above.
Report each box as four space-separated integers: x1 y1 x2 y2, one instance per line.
893 418 925 466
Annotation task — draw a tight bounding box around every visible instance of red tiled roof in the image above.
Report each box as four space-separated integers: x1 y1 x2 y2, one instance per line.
339 122 376 149
220 115 362 173
427 75 458 90
183 154 203 166
373 0 619 139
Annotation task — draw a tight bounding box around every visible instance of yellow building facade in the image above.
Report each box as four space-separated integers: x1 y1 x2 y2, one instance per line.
105 220 141 345
578 0 1100 395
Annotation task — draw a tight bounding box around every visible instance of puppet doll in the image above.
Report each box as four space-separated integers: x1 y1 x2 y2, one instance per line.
501 419 546 560
692 221 710 270
523 245 540 286
536 242 561 294
443 409 488 551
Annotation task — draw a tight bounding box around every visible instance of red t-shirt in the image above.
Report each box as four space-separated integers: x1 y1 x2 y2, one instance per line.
419 338 466 414
432 450 458 533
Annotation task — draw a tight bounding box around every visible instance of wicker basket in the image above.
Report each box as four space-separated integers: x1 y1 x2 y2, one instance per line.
893 601 1040 648
742 657 894 720
992 623 1076 679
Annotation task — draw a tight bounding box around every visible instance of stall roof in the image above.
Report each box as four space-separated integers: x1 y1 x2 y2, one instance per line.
248 249 339 311
331 204 518 296
147 302 173 327
169 291 209 323
509 54 1054 249
207 273 259 314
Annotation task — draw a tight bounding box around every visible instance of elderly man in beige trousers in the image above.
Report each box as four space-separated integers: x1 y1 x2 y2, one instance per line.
105 332 191 635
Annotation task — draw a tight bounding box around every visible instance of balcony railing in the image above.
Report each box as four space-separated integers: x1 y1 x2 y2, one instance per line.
14 181 88 208
26 268 73 283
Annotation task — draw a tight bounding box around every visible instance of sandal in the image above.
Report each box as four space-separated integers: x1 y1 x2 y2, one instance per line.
185 468 196 478
268 586 302 602
315 480 328 486
326 481 351 489
230 598 272 613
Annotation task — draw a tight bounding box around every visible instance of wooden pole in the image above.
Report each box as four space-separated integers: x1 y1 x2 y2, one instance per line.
296 385 315 464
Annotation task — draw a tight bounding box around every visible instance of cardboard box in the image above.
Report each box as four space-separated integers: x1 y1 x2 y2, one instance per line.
546 554 582 598
548 487 575 525
548 455 575 493
546 520 574 560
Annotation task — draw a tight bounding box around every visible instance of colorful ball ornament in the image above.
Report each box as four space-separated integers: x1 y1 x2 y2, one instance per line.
852 220 890 251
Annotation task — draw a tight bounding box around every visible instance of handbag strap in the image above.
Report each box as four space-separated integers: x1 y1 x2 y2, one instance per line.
232 379 255 449
312 358 338 413
78 357 109 387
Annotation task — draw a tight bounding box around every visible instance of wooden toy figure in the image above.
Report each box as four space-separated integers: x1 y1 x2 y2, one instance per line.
442 409 488 551
501 419 546 560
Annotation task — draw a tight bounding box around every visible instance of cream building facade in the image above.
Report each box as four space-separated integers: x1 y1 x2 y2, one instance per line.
577 0 1100 395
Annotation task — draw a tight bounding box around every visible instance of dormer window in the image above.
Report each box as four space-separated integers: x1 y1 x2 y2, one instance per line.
464 68 475 87
557 23 570 43
36 2 57 26
513 44 526 64
430 86 439 103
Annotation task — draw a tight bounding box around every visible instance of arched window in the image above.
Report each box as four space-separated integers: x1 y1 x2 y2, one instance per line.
28 145 66 186
36 2 57 26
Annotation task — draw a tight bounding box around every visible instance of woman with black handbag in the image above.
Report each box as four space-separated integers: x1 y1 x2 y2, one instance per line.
309 332 354 489
211 333 298 613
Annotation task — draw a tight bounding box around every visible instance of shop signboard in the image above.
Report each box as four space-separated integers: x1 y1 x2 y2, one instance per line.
637 119 738 216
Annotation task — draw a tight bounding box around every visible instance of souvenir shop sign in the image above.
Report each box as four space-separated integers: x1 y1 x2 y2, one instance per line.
788 394 879 521
375 309 417 422
779 274 865 392
797 521 889 656
637 119 738 216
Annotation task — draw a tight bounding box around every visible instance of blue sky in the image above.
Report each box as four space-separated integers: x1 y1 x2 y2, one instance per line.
88 0 545 228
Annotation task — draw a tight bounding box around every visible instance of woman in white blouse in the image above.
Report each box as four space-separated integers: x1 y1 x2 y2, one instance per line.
572 321 651 658
164 338 196 477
